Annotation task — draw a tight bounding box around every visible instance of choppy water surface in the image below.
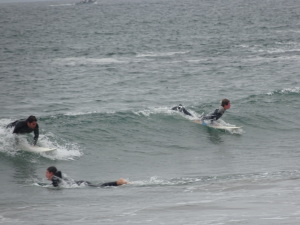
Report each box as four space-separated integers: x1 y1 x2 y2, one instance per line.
0 0 300 224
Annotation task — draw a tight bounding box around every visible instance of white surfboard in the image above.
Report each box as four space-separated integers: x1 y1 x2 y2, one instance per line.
210 125 242 131
193 120 242 131
22 145 57 153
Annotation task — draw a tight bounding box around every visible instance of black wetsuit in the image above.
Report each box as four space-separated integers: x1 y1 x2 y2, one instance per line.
172 104 226 123
7 119 39 145
202 106 226 121
51 171 63 187
171 104 193 116
51 171 119 188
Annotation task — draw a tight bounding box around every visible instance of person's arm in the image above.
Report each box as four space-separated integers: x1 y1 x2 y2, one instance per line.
100 181 118 187
202 110 217 122
52 177 60 187
214 107 225 120
100 178 128 187
212 110 221 120
6 120 18 129
33 124 39 145
51 173 62 187
206 107 225 121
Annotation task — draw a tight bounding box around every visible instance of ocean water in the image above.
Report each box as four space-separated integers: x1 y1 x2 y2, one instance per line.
0 0 300 224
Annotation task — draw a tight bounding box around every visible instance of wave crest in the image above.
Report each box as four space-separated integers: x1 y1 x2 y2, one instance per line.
267 87 300 95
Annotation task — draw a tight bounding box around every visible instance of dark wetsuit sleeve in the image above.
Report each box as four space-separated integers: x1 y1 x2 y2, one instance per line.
51 172 62 187
33 124 39 145
74 181 118 187
6 120 19 129
203 107 225 121
212 109 223 120
52 177 60 187
100 181 118 187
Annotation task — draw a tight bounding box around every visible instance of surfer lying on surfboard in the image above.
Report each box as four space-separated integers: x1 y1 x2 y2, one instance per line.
46 166 128 187
6 115 39 145
172 98 231 124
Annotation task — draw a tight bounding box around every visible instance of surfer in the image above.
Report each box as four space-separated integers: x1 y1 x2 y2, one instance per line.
171 99 231 123
6 115 39 145
46 166 128 188
202 98 231 123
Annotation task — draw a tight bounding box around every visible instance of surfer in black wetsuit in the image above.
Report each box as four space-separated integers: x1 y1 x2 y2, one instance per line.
202 99 231 123
6 115 39 145
171 99 231 123
46 166 128 188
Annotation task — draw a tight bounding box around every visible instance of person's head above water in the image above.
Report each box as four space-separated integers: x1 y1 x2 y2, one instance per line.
221 99 230 110
46 166 62 180
26 115 38 129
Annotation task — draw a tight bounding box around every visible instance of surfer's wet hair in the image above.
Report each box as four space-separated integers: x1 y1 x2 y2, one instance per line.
26 115 37 123
47 166 57 174
221 99 230 107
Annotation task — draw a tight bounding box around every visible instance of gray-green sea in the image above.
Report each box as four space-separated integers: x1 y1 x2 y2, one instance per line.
0 0 300 224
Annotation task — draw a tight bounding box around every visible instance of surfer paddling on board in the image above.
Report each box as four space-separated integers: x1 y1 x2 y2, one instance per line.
201 98 231 124
172 98 231 124
46 166 128 188
6 115 39 145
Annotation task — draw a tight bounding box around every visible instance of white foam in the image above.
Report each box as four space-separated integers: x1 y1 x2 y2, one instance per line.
50 4 74 7
213 120 244 134
131 176 203 186
37 133 83 160
276 29 300 34
64 111 100 116
52 57 126 66
136 51 189 58
134 107 174 117
0 119 82 160
239 43 300 59
267 87 300 95
134 106 201 119
131 176 174 186
0 120 18 156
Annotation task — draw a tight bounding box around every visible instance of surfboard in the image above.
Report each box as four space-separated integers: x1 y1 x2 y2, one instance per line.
193 120 242 131
21 145 57 153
